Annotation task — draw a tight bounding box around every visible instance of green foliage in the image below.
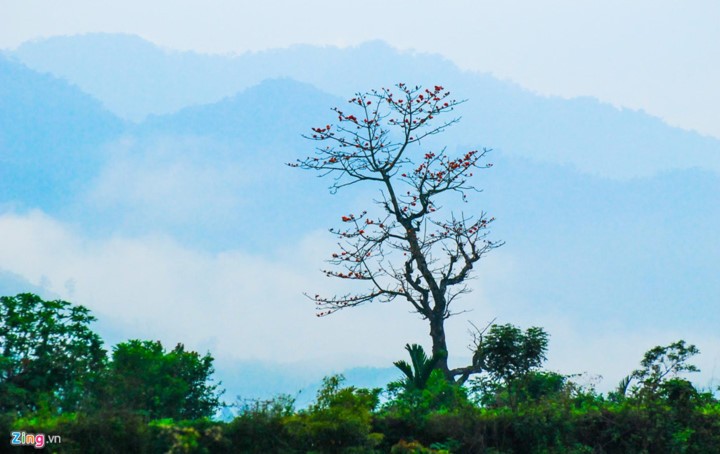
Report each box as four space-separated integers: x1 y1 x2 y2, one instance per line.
285 374 383 453
473 324 549 384
149 418 227 454
0 293 106 414
378 369 475 451
226 394 296 453
393 344 441 391
467 324 551 410
105 340 222 420
390 439 440 453
473 370 569 408
61 411 152 453
631 340 700 397
385 369 472 419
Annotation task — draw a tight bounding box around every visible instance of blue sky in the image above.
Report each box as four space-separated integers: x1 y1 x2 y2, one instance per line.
0 1 718 395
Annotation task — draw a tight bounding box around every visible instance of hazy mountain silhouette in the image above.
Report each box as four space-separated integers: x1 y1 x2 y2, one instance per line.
13 34 250 122
13 34 720 179
139 78 341 150
0 55 125 210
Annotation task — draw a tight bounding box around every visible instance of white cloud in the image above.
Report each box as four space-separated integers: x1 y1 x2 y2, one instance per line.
1 210 716 391
0 210 431 368
86 136 253 226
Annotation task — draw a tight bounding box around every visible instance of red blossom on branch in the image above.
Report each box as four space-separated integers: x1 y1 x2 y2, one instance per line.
290 83 502 383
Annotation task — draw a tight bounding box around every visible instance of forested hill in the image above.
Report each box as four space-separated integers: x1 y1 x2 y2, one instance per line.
0 55 124 209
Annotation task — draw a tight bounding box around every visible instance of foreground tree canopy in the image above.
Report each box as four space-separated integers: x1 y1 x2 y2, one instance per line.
108 340 221 420
0 293 221 420
0 293 105 413
292 83 501 382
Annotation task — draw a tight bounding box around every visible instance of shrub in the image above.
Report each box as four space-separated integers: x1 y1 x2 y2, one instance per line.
284 375 383 453
225 394 296 453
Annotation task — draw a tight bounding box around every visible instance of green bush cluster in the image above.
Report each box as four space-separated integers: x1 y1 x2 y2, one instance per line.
3 295 719 452
4 372 717 453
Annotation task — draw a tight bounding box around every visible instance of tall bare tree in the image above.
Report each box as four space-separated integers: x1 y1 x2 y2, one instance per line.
291 83 501 382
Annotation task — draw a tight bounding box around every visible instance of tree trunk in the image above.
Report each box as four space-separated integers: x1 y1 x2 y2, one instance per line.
429 315 453 381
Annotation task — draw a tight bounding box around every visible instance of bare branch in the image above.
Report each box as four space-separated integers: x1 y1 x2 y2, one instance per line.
292 83 500 382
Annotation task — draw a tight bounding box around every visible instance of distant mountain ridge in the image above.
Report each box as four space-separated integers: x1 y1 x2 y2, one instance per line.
0 55 125 210
138 78 341 149
12 33 720 179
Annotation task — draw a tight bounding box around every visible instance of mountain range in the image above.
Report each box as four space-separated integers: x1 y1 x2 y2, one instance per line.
1 34 718 398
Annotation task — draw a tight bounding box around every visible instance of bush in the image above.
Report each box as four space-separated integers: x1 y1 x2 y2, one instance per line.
148 418 228 454
284 375 383 453
225 394 296 453
55 410 151 453
378 370 476 450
